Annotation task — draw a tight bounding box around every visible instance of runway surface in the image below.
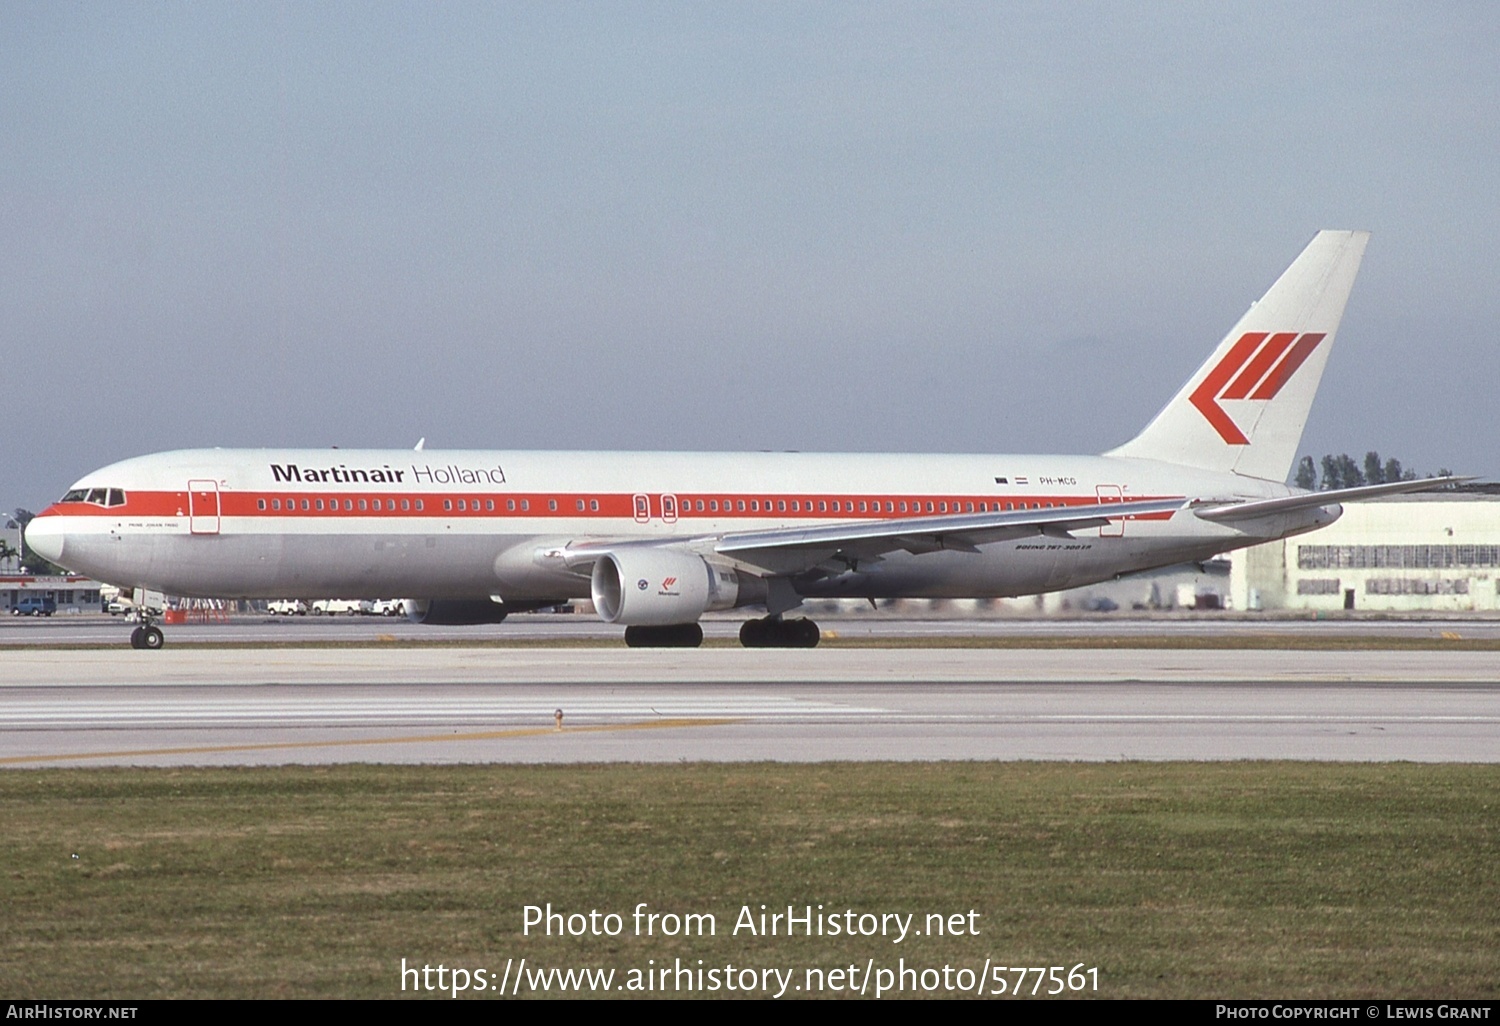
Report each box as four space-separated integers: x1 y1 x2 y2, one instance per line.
5 611 1500 646
3 646 1497 766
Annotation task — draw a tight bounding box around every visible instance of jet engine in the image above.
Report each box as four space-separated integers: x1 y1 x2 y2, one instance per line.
589 549 743 625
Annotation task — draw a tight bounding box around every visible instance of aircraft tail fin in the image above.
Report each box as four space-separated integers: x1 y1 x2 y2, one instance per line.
1106 230 1370 481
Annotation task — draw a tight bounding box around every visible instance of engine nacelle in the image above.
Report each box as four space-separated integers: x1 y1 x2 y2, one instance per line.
402 598 564 624
590 549 742 626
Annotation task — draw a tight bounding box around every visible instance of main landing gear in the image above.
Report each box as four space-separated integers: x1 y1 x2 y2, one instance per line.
739 615 820 649
623 623 705 648
620 617 822 648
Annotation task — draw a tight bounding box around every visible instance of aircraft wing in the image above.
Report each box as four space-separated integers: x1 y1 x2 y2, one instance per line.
544 496 1187 579
1192 476 1472 523
713 496 1187 575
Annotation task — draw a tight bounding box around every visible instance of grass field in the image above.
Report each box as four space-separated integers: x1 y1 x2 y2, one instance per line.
1 762 1496 999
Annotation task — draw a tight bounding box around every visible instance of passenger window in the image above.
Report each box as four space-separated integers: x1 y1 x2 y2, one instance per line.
486 500 494 511
444 500 453 511
548 499 558 512
521 500 529 511
415 500 424 511
315 499 324 511
257 499 266 511
737 500 746 512
507 499 515 511
590 499 599 512
358 499 367 511
401 499 410 511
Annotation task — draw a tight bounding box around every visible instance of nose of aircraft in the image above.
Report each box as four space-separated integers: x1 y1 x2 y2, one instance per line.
23 513 66 566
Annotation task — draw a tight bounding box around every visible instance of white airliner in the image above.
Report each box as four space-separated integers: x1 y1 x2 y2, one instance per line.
26 230 1458 649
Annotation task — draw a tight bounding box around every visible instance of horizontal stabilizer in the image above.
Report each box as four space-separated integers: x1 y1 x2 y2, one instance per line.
1193 476 1472 523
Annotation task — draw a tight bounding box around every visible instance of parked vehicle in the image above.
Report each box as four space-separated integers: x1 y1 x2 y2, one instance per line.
267 599 308 615
12 597 57 617
312 599 370 616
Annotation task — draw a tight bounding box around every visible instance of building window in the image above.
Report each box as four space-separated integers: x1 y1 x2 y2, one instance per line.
1366 578 1470 595
1300 544 1500 570
1297 578 1341 595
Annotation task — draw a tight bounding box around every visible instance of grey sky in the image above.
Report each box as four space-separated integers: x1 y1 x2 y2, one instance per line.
3 2 1496 508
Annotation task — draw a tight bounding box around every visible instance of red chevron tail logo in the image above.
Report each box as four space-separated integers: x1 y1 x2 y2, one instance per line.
1189 331 1326 444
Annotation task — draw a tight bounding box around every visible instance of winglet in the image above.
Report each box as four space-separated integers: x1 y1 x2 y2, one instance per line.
1107 230 1370 481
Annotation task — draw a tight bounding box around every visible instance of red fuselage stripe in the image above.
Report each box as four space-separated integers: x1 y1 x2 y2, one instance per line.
42 490 1182 523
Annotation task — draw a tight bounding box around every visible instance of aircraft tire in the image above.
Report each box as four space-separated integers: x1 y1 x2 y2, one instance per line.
739 618 768 648
624 623 704 648
142 626 164 650
129 627 144 649
739 616 820 648
790 617 820 648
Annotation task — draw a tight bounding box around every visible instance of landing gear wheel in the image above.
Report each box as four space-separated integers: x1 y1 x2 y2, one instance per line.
128 623 165 650
739 616 820 648
623 623 704 648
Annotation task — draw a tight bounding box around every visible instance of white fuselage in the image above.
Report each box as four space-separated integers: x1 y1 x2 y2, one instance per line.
27 447 1326 606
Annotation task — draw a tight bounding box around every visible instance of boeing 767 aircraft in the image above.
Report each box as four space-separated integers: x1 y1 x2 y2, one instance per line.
26 230 1457 649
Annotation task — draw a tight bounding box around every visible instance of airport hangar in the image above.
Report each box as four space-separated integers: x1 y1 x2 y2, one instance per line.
1228 485 1500 614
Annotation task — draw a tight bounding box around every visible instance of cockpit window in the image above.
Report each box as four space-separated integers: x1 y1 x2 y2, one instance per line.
60 488 127 507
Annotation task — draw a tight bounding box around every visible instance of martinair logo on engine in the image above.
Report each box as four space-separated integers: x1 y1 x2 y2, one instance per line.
659 576 680 597
1189 331 1326 445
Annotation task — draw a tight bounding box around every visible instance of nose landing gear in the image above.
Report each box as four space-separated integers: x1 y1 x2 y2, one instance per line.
128 615 165 650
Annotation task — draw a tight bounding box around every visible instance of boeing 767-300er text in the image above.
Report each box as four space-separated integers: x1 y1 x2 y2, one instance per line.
26 230 1461 649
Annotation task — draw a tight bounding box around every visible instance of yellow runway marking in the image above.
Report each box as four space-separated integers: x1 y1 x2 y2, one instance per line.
0 717 739 765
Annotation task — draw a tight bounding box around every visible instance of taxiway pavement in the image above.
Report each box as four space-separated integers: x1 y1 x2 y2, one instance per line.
2 646 1497 767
